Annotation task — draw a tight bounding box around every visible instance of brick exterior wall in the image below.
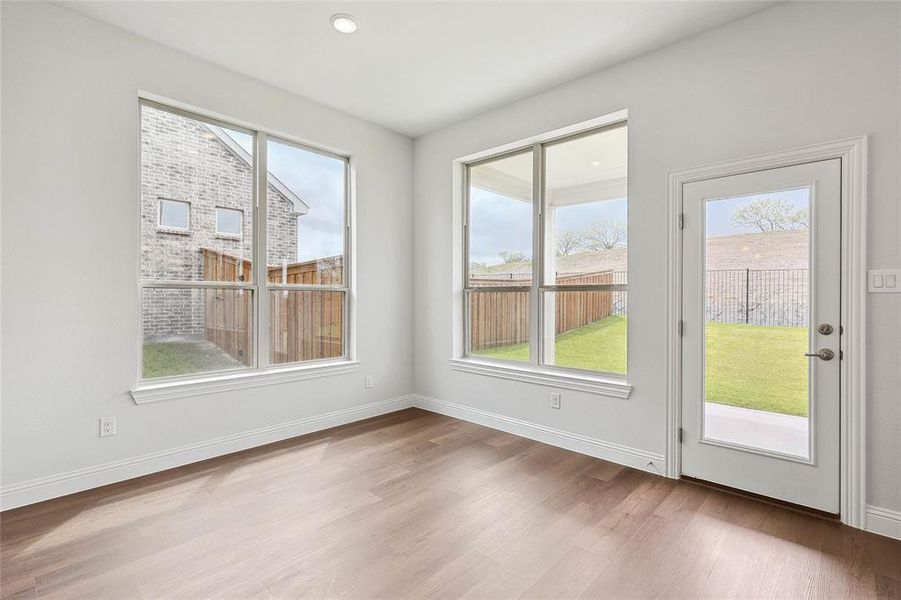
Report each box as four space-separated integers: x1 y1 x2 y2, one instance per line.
141 105 299 339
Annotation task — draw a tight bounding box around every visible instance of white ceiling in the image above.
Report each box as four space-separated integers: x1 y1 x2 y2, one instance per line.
61 1 776 137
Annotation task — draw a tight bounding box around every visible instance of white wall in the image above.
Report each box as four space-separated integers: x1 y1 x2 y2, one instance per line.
0 2 413 502
413 2 901 512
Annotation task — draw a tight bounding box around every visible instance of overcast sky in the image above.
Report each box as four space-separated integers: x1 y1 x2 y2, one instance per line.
469 188 627 266
229 130 344 262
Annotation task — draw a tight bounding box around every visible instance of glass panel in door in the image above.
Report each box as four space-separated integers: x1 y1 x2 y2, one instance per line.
702 188 811 458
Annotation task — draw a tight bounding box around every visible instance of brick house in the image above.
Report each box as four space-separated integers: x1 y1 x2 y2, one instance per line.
141 105 308 340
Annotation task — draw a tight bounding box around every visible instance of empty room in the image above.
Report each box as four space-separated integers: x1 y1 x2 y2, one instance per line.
2 1 900 598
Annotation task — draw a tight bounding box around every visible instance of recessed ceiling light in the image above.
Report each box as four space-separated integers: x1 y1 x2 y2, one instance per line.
589 160 602 167
330 14 358 34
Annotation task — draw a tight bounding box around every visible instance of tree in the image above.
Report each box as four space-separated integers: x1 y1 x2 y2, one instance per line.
555 229 587 256
790 209 809 229
730 198 809 232
498 250 528 263
585 221 627 250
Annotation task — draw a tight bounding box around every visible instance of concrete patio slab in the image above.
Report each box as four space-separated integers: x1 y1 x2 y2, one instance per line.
704 402 809 458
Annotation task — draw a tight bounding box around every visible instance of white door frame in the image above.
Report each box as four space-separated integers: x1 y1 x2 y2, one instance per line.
665 136 868 528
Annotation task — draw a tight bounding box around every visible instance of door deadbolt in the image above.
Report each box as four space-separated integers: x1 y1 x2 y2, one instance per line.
817 323 834 335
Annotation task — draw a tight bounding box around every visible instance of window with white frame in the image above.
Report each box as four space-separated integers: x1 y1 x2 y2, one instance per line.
464 120 628 377
139 99 350 381
158 198 190 231
215 207 243 237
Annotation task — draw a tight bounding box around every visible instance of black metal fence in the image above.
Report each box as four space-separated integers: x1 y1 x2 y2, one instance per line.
611 271 627 317
706 268 808 327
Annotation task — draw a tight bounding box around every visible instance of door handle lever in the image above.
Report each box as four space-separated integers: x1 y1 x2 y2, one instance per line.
804 348 835 361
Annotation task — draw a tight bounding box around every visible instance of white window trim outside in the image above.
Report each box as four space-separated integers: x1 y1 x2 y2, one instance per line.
134 94 356 403
452 109 631 399
157 197 191 233
214 206 243 239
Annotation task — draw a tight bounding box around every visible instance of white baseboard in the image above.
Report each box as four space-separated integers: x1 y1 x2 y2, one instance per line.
0 395 414 511
10 391 884 534
866 505 901 541
412 394 664 475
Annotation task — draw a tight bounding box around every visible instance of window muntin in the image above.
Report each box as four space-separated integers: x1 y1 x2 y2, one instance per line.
139 99 351 382
464 121 628 378
158 199 190 231
216 207 243 237
265 137 349 365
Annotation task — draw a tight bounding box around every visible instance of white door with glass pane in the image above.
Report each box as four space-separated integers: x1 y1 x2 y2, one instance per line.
680 159 840 513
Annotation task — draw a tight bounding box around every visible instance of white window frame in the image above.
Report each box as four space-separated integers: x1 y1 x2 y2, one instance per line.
133 97 357 403
157 198 191 232
215 206 243 238
452 111 631 398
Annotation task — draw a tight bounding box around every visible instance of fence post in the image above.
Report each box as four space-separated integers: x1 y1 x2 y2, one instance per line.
745 267 750 324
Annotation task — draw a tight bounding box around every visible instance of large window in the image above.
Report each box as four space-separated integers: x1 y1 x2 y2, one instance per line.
465 120 627 377
139 100 350 381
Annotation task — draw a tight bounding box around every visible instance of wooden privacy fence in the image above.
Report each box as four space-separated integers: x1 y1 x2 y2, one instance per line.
201 248 344 364
468 271 619 351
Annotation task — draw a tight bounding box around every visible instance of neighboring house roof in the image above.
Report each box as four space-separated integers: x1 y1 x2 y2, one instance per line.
205 124 310 215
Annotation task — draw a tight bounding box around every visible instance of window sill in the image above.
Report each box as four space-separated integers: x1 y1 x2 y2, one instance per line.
156 226 190 236
131 360 360 404
449 358 631 399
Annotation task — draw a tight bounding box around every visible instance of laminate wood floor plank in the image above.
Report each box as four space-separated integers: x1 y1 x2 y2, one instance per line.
2 408 899 599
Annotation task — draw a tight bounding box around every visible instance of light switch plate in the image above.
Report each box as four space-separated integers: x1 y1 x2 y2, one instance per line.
868 269 901 293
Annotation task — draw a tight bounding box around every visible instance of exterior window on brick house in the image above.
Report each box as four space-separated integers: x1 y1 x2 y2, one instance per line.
158 198 190 231
216 207 243 237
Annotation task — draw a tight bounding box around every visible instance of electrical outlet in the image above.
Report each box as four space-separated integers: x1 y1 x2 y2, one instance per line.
99 417 116 437
551 393 562 410
364 375 373 389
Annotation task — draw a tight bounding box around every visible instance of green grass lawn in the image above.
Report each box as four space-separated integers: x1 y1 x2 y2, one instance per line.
704 321 808 417
143 341 242 379
475 317 808 417
474 315 627 375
